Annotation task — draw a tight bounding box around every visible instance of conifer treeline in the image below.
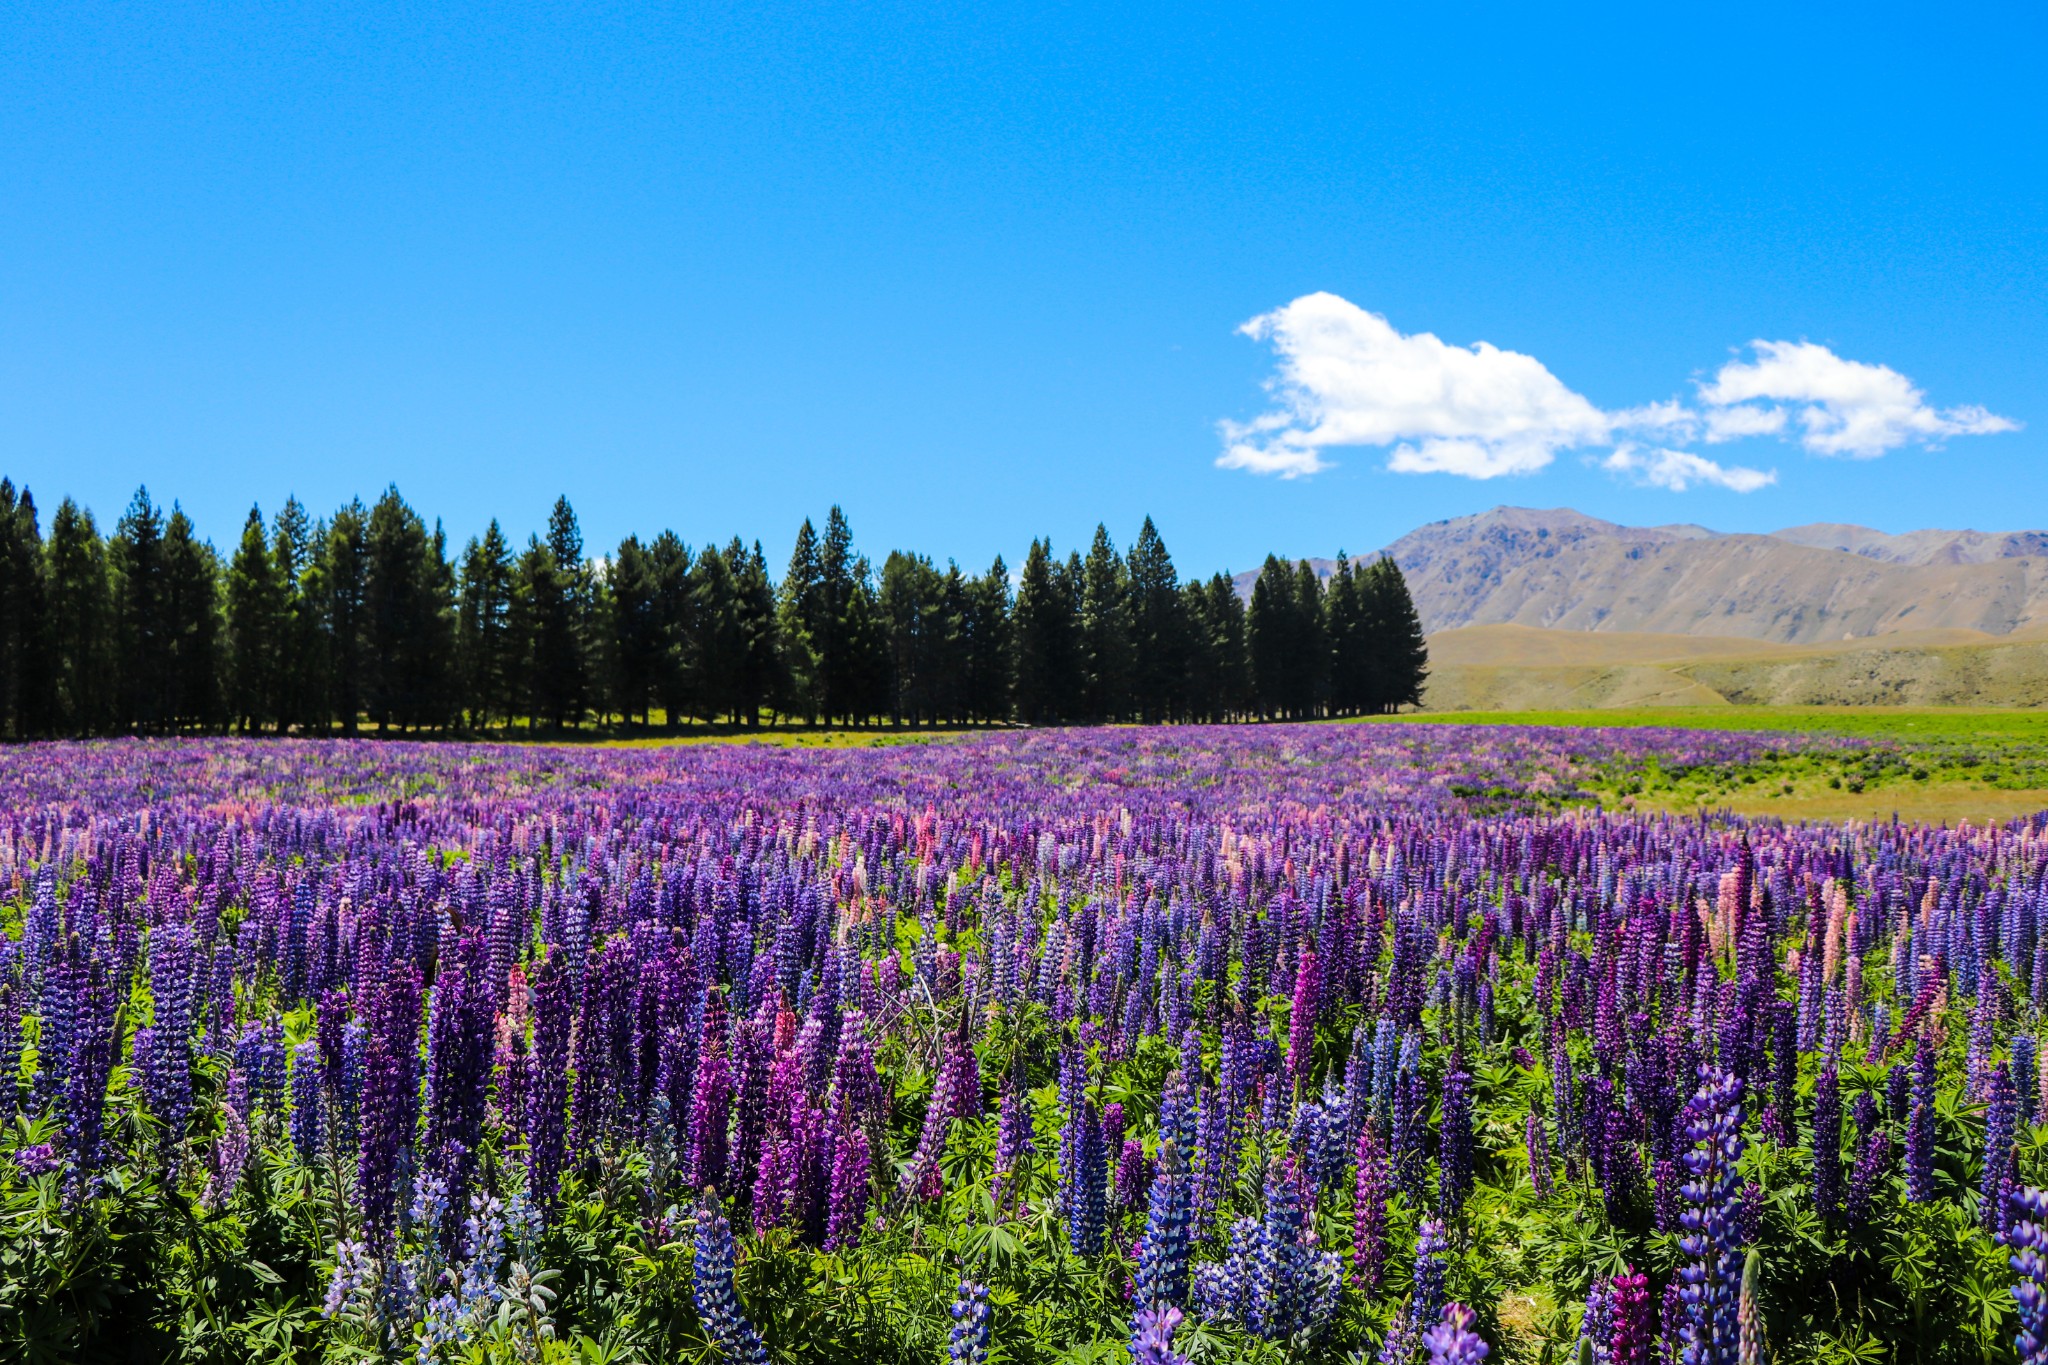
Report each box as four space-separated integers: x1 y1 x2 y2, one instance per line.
0 480 1429 736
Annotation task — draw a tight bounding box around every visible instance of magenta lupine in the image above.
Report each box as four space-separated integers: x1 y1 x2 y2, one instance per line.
1289 948 1322 1087
1610 1267 1653 1365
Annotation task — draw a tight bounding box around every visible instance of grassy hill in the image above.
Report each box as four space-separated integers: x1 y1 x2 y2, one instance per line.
1420 623 2048 710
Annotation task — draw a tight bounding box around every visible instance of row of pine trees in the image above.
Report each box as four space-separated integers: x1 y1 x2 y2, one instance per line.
0 479 1428 737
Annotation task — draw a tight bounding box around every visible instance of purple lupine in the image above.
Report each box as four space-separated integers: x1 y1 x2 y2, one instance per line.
1811 1064 1842 1221
1905 1037 1936 1203
1355 1125 1390 1288
1986 1063 2020 1236
1676 1067 1744 1365
902 1037 968 1204
289 1040 323 1163
1135 1138 1193 1311
1844 1129 1891 1227
61 956 118 1205
691 1194 770 1365
1067 1096 1108 1257
527 951 573 1208
1380 1217 1450 1365
2010 1186 2048 1365
144 923 196 1155
1246 1155 1317 1341
356 964 422 1247
1424 1303 1490 1365
1439 1062 1473 1215
948 1278 992 1365
1131 1305 1191 1365
1580 1277 1613 1365
689 991 733 1194
822 1120 870 1252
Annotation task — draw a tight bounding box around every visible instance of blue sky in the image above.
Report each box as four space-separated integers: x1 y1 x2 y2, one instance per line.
2 0 2041 577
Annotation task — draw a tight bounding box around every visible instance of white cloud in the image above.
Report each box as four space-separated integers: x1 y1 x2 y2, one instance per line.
1221 296 2020 491
1699 339 2017 458
1216 293 1609 480
1602 444 1777 493
1701 404 1788 443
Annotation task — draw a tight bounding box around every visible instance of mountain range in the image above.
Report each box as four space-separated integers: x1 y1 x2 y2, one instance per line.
1240 506 2048 646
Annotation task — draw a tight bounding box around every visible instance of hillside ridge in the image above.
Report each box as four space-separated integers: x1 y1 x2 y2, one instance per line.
1236 506 2048 646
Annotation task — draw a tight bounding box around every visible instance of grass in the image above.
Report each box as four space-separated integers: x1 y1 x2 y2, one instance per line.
1360 706 2048 822
1370 704 2048 744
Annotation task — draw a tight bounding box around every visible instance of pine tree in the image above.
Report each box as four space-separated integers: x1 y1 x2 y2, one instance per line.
1293 559 1329 718
457 520 515 728
692 542 741 724
536 496 591 729
606 534 662 727
730 540 782 728
843 554 891 726
777 519 823 723
0 483 51 737
271 497 325 733
322 500 372 734
1325 554 1367 716
1361 557 1429 713
226 506 284 731
1198 572 1249 721
113 488 174 731
46 497 114 734
819 508 861 725
935 562 971 724
1013 539 1081 725
1125 516 1185 723
1246 555 1292 720
963 556 1012 725
162 505 223 730
1078 525 1132 722
646 530 694 729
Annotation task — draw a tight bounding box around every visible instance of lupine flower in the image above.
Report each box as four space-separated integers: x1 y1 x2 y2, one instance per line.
823 1121 871 1253
691 1194 769 1365
1131 1305 1191 1365
1906 1038 1936 1203
1355 1125 1390 1288
12 1143 57 1178
1736 1250 1764 1365
1676 1068 1744 1365
2009 1186 2048 1365
1812 1064 1843 1221
1439 1062 1473 1215
1424 1302 1490 1365
948 1278 992 1365
1987 1063 2020 1236
1580 1277 1613 1365
1380 1217 1450 1365
1610 1266 1653 1365
1067 1098 1108 1257
1134 1139 1192 1310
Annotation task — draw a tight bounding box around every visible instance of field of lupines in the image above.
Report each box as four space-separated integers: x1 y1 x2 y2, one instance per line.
6 725 2048 1365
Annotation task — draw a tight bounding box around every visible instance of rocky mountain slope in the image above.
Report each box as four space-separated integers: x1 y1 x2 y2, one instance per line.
1239 506 2048 646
